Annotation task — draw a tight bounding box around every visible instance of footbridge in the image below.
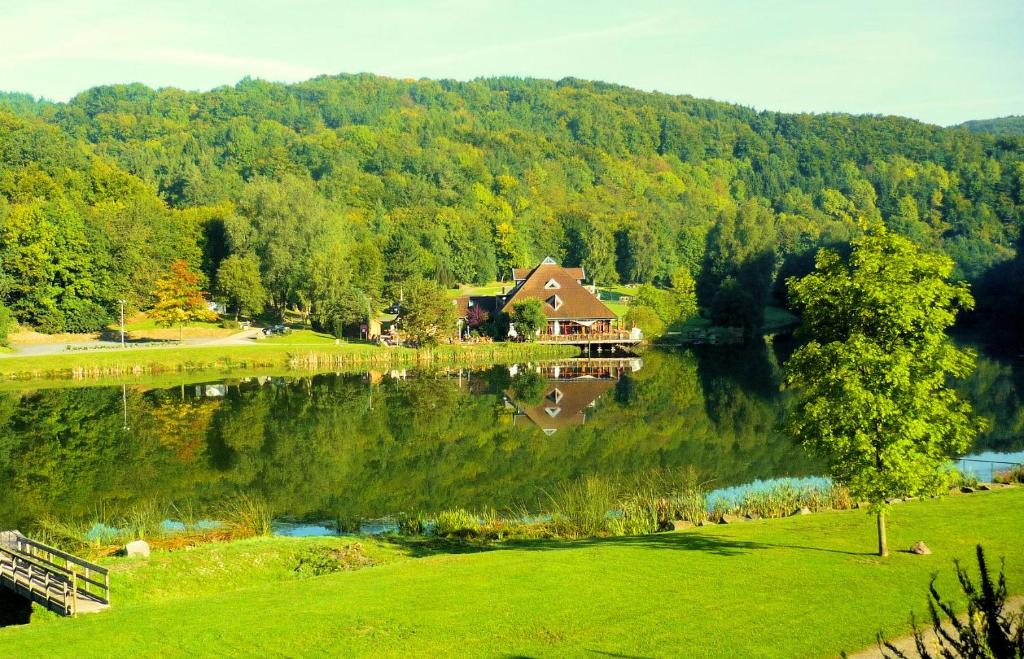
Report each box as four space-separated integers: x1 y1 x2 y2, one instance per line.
0 531 109 616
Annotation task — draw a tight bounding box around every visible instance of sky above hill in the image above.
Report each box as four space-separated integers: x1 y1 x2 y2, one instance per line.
2 0 1022 126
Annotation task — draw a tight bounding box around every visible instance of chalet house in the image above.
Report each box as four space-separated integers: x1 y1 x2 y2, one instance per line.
501 257 617 337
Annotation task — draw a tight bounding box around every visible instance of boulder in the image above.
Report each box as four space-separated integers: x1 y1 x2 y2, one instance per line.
910 541 932 555
671 520 694 531
718 514 740 524
885 497 903 504
698 518 717 527
125 539 150 558
977 484 991 491
792 507 811 516
744 513 761 521
961 486 976 494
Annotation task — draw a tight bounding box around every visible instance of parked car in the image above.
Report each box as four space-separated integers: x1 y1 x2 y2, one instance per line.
261 324 291 336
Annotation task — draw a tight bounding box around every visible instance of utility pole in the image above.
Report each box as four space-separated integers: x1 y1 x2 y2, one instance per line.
118 299 126 347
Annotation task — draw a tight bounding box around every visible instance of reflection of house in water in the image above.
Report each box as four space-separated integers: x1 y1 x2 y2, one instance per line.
504 359 641 436
193 384 226 398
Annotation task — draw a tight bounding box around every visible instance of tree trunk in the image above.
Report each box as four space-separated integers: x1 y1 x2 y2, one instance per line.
877 510 888 557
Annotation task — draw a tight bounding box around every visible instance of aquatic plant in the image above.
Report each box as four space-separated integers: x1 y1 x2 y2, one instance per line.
433 508 479 538
545 476 617 538
993 464 1024 485
219 494 273 538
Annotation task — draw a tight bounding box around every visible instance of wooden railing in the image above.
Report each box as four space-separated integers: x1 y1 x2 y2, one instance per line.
0 532 109 616
539 331 640 342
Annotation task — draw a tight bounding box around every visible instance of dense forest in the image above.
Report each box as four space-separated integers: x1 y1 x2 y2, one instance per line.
0 75 1022 337
960 115 1024 137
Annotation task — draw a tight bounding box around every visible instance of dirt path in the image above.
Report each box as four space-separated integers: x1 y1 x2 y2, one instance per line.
847 595 1024 658
0 329 263 358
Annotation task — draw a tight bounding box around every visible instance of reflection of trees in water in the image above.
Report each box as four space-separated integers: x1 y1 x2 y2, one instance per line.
0 342 1019 528
959 354 1024 452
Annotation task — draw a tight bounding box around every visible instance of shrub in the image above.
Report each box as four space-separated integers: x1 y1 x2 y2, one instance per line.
993 465 1024 485
293 543 373 578
221 319 241 330
60 298 113 333
879 545 1024 658
0 303 14 347
433 508 479 538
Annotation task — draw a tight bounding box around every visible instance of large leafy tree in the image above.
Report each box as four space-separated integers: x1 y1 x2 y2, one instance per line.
216 254 266 320
150 260 218 341
509 299 547 340
400 278 457 347
784 222 984 556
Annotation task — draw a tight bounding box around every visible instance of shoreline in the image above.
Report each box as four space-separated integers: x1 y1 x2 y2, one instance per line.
2 488 1021 656
0 341 581 383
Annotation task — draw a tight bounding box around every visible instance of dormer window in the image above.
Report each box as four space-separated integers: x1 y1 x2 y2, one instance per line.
544 278 560 289
544 407 561 417
547 294 563 310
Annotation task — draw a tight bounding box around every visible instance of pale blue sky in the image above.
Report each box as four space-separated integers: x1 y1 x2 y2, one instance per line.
1 0 1021 125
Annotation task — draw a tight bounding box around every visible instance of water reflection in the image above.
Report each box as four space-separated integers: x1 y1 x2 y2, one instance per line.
0 342 1020 531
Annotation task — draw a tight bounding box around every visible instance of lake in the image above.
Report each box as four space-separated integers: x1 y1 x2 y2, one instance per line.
1 340 1021 533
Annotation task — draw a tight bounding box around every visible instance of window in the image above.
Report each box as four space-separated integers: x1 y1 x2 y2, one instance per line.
544 278 560 289
547 294 562 310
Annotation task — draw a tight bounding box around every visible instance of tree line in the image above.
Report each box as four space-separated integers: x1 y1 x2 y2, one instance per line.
0 76 1021 339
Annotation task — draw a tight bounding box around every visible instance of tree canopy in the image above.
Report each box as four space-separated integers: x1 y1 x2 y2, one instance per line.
784 223 985 556
0 75 1020 334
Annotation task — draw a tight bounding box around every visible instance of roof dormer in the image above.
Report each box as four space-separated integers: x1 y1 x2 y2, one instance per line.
544 278 560 289
547 294 563 310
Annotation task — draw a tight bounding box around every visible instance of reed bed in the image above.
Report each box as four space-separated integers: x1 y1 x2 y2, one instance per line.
29 495 274 558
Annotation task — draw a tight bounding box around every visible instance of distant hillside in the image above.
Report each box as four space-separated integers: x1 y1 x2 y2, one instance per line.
0 74 1022 336
959 115 1024 136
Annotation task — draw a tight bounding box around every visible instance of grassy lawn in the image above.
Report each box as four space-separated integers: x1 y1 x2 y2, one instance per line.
259 328 341 345
0 341 578 381
447 281 509 298
2 489 1022 657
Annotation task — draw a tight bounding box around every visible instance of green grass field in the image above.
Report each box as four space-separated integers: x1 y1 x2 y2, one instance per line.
2 489 1022 657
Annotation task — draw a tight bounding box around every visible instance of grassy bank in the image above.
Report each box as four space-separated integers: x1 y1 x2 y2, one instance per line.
2 489 1023 657
0 341 579 382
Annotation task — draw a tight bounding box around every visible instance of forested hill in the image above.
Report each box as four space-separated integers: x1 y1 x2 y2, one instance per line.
959 116 1024 137
1 74 1022 335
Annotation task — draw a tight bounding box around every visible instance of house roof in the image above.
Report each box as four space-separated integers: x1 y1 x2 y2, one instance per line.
512 264 585 282
501 262 616 320
453 295 498 319
507 379 617 434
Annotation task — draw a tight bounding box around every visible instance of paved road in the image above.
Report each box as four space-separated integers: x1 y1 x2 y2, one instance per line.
1 329 263 358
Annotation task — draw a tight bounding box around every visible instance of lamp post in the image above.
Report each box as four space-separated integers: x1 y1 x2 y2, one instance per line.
118 299 125 347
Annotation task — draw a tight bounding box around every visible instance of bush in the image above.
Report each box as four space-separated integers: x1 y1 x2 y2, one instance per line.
993 465 1024 485
0 303 13 346
221 319 241 330
433 508 479 538
293 543 373 577
879 545 1024 658
60 298 113 333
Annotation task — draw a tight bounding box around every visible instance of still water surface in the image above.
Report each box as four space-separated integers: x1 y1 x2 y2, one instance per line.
0 342 1021 531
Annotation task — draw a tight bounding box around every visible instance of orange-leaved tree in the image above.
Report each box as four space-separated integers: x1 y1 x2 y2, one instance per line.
150 260 218 342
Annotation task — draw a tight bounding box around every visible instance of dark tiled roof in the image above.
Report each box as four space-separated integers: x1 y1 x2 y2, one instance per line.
453 295 498 319
501 263 616 320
